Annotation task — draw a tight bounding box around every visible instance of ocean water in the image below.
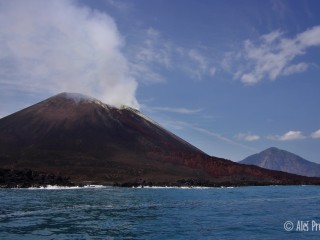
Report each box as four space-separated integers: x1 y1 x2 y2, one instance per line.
1 186 320 239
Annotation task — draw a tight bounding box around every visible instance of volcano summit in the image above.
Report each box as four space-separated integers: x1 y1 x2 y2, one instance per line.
0 93 319 187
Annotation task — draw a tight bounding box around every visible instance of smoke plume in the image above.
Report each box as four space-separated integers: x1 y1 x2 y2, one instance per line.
0 0 139 108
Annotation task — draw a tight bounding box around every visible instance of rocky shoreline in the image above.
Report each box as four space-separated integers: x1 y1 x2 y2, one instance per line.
0 168 74 188
114 179 320 188
2 168 320 189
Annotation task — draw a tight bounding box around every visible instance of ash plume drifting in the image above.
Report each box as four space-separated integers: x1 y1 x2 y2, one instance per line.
0 0 139 108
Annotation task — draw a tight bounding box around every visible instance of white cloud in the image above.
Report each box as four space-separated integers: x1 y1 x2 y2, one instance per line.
149 106 203 114
140 28 171 68
163 120 258 151
311 129 320 139
104 0 131 12
0 0 139 108
128 28 170 83
178 48 216 80
261 30 283 43
189 125 258 151
235 133 260 142
129 63 164 83
209 67 217 77
280 131 306 141
187 49 209 79
128 28 217 82
226 25 320 84
268 131 306 141
297 26 320 46
282 63 308 76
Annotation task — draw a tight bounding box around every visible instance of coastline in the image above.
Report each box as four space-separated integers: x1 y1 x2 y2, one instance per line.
2 182 320 189
2 168 320 189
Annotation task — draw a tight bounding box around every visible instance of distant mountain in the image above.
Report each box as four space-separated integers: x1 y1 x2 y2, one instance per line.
240 147 320 177
0 93 319 187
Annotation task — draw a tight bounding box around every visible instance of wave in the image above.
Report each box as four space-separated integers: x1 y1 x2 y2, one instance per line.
27 185 107 190
133 186 211 189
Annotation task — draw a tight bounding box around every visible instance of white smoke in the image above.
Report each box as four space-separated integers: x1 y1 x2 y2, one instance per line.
0 0 139 108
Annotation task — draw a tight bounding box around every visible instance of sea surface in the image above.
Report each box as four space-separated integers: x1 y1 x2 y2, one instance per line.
1 185 320 239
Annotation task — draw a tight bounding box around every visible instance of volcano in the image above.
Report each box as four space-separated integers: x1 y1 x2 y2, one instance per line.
0 93 319 186
240 147 320 177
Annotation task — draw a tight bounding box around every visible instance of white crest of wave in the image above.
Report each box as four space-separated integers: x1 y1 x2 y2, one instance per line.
134 186 211 189
28 185 106 190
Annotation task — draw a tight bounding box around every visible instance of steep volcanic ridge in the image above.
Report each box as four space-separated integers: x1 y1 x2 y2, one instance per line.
0 93 319 187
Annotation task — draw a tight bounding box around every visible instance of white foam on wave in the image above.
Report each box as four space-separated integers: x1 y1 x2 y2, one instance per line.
133 186 211 189
24 185 237 190
27 185 106 190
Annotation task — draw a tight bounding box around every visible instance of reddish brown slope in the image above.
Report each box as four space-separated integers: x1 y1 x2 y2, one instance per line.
0 93 319 186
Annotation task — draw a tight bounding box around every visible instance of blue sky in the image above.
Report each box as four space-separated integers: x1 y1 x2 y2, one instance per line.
0 0 320 162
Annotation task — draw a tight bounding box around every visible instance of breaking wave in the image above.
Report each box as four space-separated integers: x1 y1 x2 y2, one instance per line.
27 185 107 190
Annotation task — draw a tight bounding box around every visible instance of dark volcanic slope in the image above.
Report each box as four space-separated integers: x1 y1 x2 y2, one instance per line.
0 93 319 186
0 93 204 182
240 147 320 177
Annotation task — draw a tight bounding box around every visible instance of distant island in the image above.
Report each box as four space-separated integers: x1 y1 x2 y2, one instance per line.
240 147 320 177
0 93 320 188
